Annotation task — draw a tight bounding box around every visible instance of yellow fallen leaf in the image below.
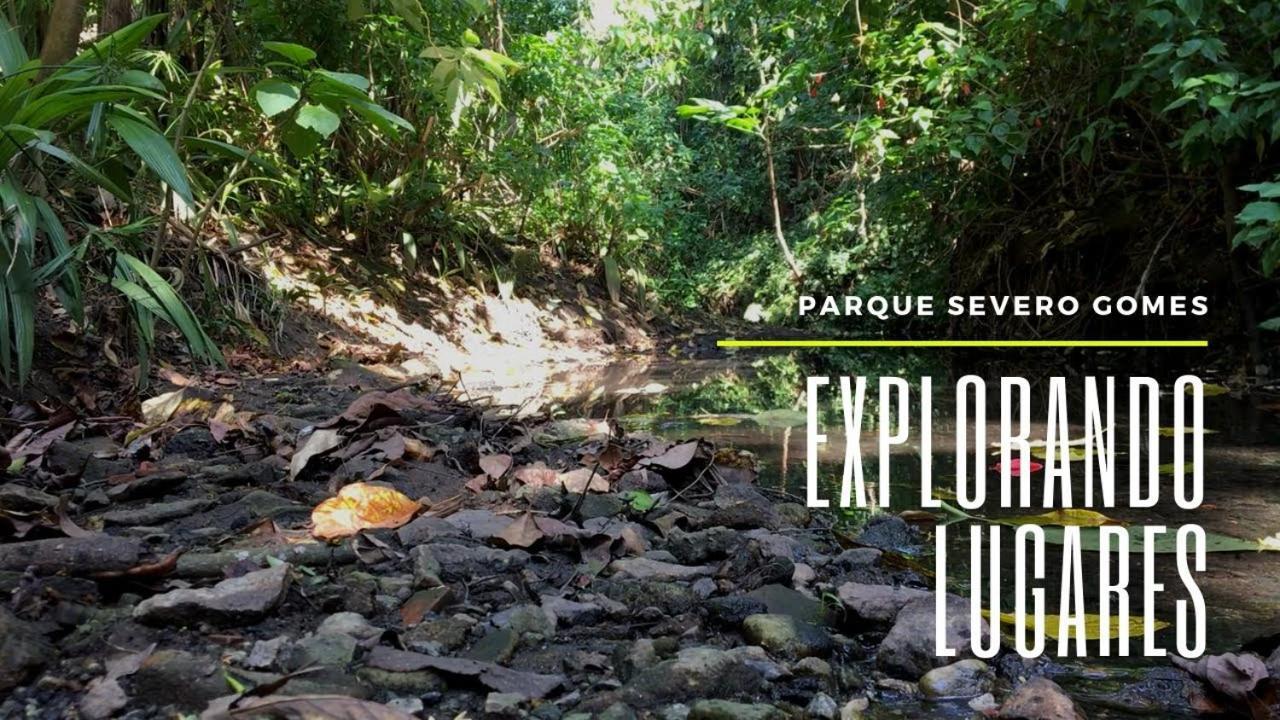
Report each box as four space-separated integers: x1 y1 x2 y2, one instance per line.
997 508 1120 527
1197 383 1230 396
311 482 421 540
696 416 742 426
1258 533 1280 551
1158 427 1218 437
1030 446 1089 462
983 610 1169 640
1158 462 1195 476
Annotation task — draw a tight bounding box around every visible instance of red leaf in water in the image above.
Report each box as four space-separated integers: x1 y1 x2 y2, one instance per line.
992 459 1043 475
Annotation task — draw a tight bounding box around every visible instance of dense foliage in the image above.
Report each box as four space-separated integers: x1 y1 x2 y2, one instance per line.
5 0 1279 385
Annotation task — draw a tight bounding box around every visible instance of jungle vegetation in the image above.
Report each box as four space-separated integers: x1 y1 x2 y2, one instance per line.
4 0 1280 385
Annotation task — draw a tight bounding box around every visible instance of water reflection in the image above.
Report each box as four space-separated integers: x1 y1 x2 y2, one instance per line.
541 350 1280 662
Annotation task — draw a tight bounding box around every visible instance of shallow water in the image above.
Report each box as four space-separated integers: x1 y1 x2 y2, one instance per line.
538 352 1280 674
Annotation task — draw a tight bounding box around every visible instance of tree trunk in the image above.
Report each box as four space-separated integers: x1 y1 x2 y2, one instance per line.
99 0 133 36
762 134 803 281
38 0 87 71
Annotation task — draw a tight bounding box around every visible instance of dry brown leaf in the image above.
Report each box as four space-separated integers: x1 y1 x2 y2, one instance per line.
512 462 559 488
217 694 417 720
640 441 700 470
495 511 545 548
558 467 609 493
479 453 513 479
289 429 343 480
311 483 421 540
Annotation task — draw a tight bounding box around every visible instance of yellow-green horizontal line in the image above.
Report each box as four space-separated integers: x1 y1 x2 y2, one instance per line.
717 339 1209 349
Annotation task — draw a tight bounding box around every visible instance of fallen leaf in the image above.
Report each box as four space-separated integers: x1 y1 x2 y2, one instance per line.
365 646 564 699
512 462 559 488
479 453 513 479
494 511 544 548
1172 652 1269 700
695 416 742 426
1158 427 1218 437
985 609 1169 640
1030 446 1089 462
640 441 700 470
992 459 1044 475
311 483 421 540
996 508 1120 527
290 429 343 480
1196 383 1230 397
558 467 609 493
211 694 417 720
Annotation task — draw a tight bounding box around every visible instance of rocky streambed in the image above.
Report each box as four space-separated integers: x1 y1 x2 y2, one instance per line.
0 369 1275 719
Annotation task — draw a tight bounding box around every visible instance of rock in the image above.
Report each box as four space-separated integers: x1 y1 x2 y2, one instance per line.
792 563 816 588
405 616 471 653
396 515 463 545
666 527 738 564
429 542 529 579
486 691 524 715
101 499 214 526
688 699 786 720
742 614 833 658
806 693 839 719
315 612 383 646
133 564 290 625
707 483 779 530
705 595 769 626
0 607 54 691
286 633 358 670
0 483 58 512
244 637 289 670
579 494 627 519
692 578 716 598
492 604 556 640
833 548 882 569
410 545 443 588
129 650 227 710
775 503 810 528
660 704 691 720
615 638 660 681
617 468 667 493
238 490 305 518
400 587 452 625
746 584 824 625
920 659 993 699
356 666 446 695
387 696 425 715
613 557 714 581
623 646 768 707
970 693 999 713
445 509 513 540
998 677 1086 720
541 595 603 625
853 515 918 552
598 579 698 615
0 534 143 574
840 697 869 719
466 628 519 663
837 582 932 623
598 702 639 720
106 469 186 500
793 656 832 678
878 594 988 679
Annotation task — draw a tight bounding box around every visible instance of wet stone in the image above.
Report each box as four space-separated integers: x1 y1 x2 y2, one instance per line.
101 498 214 526
128 650 227 711
853 515 919 552
745 584 824 625
666 527 738 564
837 582 932 624
404 616 471 653
688 699 787 720
286 632 358 670
0 484 58 512
878 595 988 679
704 595 768 627
579 493 627 519
919 659 994 699
997 677 1084 720
741 614 834 658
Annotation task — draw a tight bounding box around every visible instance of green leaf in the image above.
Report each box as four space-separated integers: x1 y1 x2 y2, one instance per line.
314 70 370 92
1040 526 1265 553
105 110 193 204
0 16 29 76
114 252 222 365
623 490 656 512
604 255 621 303
262 41 317 64
1240 182 1280 199
281 122 323 157
295 103 341 138
462 29 481 47
253 79 300 117
1238 201 1280 224
1260 317 1280 332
